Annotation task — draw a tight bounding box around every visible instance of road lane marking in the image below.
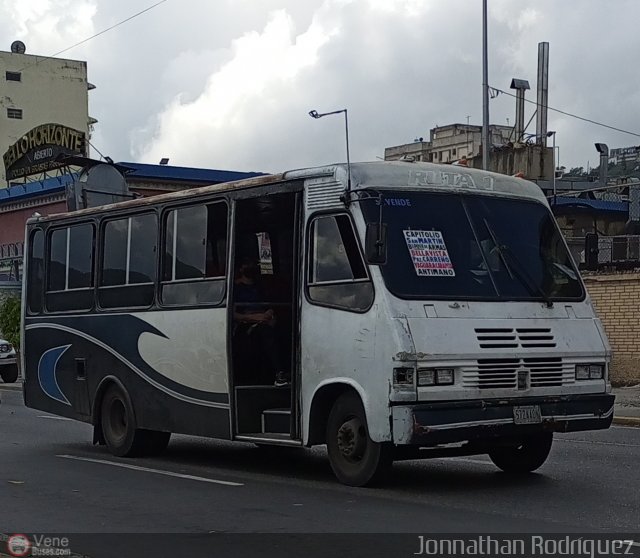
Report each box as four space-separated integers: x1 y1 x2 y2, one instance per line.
57 454 243 486
438 457 493 466
556 438 640 448
37 415 72 420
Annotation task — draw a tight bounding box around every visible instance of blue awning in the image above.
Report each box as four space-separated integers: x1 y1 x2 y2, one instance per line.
551 196 628 214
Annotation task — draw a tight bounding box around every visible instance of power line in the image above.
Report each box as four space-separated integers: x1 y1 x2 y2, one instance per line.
491 86 640 139
18 0 168 71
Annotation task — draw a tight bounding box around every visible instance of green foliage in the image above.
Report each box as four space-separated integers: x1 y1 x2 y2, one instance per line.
0 296 21 349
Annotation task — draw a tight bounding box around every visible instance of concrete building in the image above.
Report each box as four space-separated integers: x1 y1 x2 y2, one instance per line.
0 41 95 185
384 123 513 164
609 146 640 167
385 123 553 180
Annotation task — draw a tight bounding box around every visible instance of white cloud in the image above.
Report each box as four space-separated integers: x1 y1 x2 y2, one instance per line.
3 0 640 173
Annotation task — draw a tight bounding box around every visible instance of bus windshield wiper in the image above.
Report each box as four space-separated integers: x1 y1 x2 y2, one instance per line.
483 218 554 308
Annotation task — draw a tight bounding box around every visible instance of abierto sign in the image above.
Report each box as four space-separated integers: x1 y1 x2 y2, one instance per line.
3 123 86 180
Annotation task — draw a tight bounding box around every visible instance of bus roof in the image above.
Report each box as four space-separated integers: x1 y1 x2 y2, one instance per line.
27 161 547 225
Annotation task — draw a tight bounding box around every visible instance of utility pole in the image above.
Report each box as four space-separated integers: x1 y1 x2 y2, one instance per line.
466 115 471 155
482 0 490 170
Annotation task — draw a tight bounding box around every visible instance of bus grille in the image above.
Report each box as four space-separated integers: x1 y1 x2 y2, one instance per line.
475 327 556 349
306 179 345 210
463 357 575 389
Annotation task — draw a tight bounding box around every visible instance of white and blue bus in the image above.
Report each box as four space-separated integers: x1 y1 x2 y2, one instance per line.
22 161 614 486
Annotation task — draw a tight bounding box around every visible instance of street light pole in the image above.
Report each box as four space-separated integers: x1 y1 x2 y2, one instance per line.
552 132 556 202
482 0 490 170
546 130 557 202
309 108 352 194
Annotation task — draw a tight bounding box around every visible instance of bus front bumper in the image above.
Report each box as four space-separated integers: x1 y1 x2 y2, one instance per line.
391 393 615 446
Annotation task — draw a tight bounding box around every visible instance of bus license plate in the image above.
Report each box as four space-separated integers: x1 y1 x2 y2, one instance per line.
513 405 542 425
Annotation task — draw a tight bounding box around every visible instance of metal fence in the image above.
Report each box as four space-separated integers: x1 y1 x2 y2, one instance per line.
0 242 23 262
568 234 640 270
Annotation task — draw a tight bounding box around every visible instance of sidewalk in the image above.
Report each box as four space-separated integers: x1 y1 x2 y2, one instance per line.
2 381 639 425
611 385 640 425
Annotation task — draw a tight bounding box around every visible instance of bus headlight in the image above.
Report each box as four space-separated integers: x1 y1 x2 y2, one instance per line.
589 364 604 379
575 364 604 380
393 367 415 387
417 369 435 386
418 368 454 386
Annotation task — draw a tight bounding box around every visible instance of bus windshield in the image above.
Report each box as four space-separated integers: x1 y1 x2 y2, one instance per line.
360 190 583 302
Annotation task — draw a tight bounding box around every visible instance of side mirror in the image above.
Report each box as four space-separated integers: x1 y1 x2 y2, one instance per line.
365 223 387 264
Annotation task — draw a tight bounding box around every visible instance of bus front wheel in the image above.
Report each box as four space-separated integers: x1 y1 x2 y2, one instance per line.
326 392 393 487
488 432 553 473
100 384 168 457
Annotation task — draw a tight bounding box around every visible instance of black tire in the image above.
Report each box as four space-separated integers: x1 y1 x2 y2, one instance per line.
326 392 393 486
1 363 19 383
100 384 152 457
488 432 553 473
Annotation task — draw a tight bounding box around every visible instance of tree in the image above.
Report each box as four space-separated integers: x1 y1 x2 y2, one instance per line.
0 296 21 349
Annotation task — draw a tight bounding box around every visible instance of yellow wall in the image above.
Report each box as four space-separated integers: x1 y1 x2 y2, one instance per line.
585 272 640 385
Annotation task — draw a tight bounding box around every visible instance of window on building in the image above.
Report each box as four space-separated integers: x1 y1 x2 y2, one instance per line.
5 71 21 82
433 152 438 160
99 213 157 309
161 202 228 306
307 214 373 312
452 148 457 156
7 108 22 119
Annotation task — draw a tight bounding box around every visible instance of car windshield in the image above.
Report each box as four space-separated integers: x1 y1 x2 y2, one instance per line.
360 190 583 302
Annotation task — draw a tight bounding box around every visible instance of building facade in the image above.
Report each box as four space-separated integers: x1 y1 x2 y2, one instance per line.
0 43 95 185
384 123 513 164
609 146 640 167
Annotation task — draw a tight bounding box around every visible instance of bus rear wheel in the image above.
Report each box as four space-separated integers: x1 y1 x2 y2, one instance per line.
326 392 393 487
100 384 168 457
488 432 553 473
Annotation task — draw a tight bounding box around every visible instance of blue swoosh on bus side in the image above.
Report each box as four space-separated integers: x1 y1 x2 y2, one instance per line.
38 345 72 405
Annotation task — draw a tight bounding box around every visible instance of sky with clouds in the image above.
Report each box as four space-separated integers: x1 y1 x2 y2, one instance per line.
3 0 640 174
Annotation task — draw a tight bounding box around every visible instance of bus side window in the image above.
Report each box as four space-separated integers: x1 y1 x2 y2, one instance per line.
307 214 374 312
161 201 228 306
98 213 157 309
45 223 95 312
27 229 44 314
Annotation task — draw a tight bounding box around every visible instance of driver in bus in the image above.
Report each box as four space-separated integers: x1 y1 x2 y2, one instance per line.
233 256 289 387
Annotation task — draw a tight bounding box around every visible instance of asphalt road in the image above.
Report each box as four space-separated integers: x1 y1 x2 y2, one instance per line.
1 388 638 557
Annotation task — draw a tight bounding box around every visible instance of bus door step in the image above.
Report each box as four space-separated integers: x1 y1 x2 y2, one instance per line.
261 408 291 434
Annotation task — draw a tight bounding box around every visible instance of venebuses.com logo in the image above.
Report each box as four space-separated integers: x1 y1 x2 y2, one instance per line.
4 534 72 556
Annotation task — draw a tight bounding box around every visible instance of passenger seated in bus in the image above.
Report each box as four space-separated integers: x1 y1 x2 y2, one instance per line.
233 257 289 387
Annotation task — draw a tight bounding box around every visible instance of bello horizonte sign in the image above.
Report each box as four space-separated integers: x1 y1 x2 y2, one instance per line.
3 123 86 180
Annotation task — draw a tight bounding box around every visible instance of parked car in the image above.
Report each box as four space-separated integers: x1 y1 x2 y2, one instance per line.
0 339 18 383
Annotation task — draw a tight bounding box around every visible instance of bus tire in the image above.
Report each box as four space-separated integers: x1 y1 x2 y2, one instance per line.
1 363 19 383
326 392 393 487
100 384 150 458
488 432 553 473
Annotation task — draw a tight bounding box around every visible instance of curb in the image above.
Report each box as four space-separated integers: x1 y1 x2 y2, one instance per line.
613 416 640 427
0 384 22 392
